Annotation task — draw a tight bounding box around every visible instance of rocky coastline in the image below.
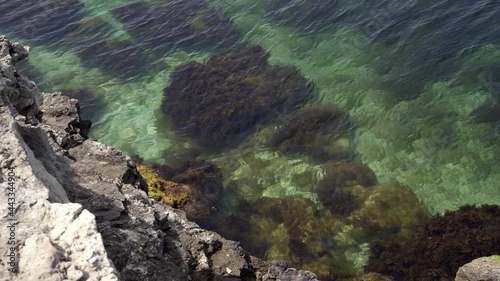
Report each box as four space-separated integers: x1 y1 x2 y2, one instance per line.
0 36 318 281
1 36 499 281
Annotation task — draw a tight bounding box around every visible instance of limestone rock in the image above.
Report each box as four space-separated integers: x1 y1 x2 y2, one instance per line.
455 256 500 281
0 35 41 116
262 261 319 281
40 92 91 149
0 37 118 281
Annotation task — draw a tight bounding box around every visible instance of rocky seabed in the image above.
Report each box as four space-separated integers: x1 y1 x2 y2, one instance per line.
0 36 499 281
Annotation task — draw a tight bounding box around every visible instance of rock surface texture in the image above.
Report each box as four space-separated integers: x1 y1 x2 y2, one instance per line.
0 36 118 281
455 256 500 281
0 36 320 281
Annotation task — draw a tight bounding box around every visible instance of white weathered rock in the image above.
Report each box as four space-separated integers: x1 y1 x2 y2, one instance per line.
0 37 118 281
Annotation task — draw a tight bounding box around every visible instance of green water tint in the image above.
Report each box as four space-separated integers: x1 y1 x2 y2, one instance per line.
8 0 500 276
207 0 500 214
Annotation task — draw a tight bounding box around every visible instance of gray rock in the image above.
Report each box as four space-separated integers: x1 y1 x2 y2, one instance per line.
40 92 91 149
261 261 320 281
456 256 500 281
0 35 41 117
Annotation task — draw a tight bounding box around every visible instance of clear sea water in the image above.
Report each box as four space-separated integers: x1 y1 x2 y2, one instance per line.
2 0 499 277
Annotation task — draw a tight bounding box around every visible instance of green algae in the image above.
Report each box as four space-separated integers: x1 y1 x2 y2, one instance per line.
492 255 500 263
137 165 191 207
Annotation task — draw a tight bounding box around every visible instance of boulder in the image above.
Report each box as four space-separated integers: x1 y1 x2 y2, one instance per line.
455 256 500 281
162 45 311 148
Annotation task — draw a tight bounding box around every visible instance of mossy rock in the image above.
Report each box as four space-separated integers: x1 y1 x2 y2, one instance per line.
137 165 191 208
144 160 224 228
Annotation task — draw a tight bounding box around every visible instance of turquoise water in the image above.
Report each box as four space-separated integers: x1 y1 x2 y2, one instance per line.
3 0 500 277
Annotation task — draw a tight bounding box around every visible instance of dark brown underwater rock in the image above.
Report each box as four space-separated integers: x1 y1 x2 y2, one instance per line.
162 45 312 149
366 204 500 281
317 160 377 216
266 106 353 162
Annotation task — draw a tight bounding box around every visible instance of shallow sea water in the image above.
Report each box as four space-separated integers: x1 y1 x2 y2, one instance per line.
2 0 500 276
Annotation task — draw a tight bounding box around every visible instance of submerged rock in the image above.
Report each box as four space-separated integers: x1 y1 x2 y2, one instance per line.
469 100 500 123
110 0 239 53
348 181 429 239
162 45 312 148
317 161 377 216
68 15 150 80
366 0 500 100
213 195 341 280
455 256 500 281
470 63 500 123
75 37 148 80
138 161 224 228
266 106 353 162
366 204 500 281
0 0 83 41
